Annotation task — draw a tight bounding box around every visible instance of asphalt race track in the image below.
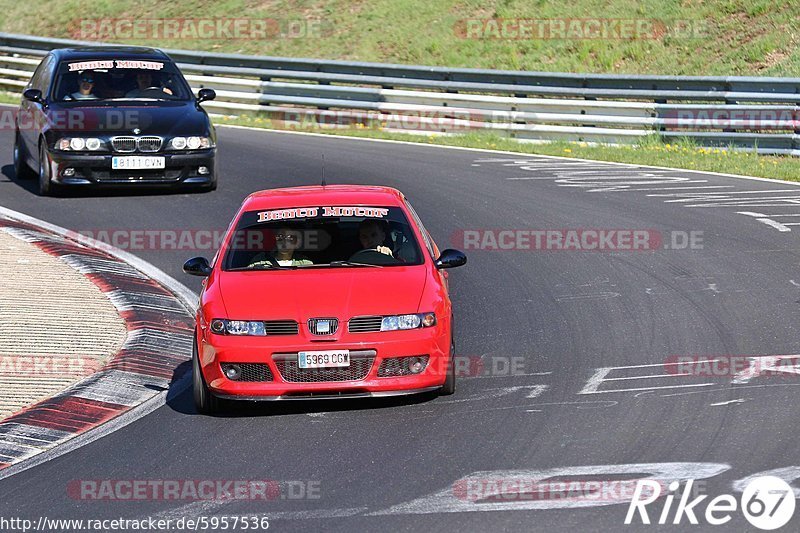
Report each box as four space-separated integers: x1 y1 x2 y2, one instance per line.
2 126 800 531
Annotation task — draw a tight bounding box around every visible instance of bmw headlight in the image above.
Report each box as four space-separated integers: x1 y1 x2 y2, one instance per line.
170 136 187 149
57 137 104 151
210 319 266 336
171 136 211 150
380 313 436 331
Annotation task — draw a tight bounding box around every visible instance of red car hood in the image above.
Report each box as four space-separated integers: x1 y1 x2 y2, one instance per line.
218 266 428 320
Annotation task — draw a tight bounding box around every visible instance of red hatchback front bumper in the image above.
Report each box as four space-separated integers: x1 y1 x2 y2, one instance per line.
197 324 451 400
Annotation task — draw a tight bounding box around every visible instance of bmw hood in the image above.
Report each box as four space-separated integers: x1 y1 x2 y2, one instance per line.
46 101 211 137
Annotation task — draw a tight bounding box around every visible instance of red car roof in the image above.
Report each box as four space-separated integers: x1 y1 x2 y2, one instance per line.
241 185 406 211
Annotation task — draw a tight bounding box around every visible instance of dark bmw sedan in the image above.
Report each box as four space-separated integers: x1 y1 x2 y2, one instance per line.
13 46 217 196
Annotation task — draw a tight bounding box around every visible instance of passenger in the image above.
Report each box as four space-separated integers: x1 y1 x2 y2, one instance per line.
68 71 99 100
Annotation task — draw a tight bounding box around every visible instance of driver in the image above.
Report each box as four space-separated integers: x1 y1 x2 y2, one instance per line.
247 227 313 268
125 71 173 98
358 219 393 257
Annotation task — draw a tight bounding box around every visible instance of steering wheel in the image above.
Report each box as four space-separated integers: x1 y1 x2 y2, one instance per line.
348 248 400 265
137 87 169 97
245 253 280 268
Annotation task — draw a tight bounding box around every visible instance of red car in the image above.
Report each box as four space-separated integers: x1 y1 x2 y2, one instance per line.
183 185 466 413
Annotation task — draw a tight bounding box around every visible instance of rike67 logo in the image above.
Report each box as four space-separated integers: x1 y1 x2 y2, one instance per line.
626 476 795 530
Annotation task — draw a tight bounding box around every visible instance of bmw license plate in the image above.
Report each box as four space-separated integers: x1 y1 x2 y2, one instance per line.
298 350 350 369
112 156 165 170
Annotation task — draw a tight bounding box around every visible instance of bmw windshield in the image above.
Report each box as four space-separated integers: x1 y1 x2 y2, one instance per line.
52 59 193 102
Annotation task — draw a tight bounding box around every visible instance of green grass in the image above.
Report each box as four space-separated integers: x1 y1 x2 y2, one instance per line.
215 113 800 182
2 0 800 76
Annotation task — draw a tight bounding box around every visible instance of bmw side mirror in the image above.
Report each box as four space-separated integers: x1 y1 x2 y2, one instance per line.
23 88 44 105
434 249 467 269
184 256 212 276
197 88 216 103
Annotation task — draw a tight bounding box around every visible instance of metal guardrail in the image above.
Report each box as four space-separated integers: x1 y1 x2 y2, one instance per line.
1 32 799 155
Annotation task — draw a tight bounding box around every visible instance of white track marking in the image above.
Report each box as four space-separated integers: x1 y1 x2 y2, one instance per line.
369 463 729 514
731 355 800 384
652 189 800 197
601 373 691 381
658 383 800 398
617 185 733 192
266 508 368 520
468 371 553 380
741 212 800 217
703 283 721 294
506 176 565 180
736 210 800 231
445 399 619 415
555 292 621 301
733 467 800 497
709 399 747 406
754 219 793 231
436 385 549 404
579 363 718 395
149 499 367 522
582 383 714 394
581 355 800 395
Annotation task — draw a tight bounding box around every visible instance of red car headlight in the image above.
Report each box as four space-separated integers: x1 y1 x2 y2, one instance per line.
210 319 266 336
380 313 436 331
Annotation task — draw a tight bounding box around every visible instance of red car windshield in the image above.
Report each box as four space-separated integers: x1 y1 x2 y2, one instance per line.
222 206 424 270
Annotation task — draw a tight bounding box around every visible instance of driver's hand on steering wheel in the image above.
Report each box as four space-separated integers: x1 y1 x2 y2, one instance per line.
247 259 275 268
375 245 393 257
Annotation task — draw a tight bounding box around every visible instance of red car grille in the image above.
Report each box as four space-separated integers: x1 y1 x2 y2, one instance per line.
273 350 375 383
307 317 339 336
264 320 299 335
348 316 383 333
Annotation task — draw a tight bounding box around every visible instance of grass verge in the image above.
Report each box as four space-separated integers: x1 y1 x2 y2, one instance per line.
1 1 799 76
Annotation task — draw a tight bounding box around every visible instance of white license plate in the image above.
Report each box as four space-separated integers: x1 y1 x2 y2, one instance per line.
298 350 350 369
112 156 165 170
